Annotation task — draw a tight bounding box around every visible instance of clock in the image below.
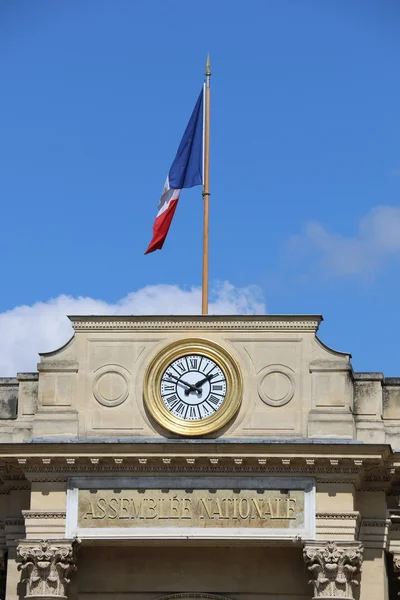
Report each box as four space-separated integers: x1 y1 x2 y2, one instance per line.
143 339 242 436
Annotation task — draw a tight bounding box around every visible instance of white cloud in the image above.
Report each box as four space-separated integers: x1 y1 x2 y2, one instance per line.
0 282 265 376
289 205 400 278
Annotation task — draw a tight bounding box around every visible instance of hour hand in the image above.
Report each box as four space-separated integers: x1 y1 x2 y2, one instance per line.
194 373 216 388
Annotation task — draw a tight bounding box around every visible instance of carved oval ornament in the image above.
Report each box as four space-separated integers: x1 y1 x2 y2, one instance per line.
93 367 129 407
143 338 243 436
158 595 232 600
258 365 295 407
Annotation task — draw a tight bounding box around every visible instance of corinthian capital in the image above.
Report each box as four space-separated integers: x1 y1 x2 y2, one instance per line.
17 539 79 599
390 553 400 598
303 542 363 599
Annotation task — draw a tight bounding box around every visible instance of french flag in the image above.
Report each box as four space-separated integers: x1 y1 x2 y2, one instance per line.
145 88 204 254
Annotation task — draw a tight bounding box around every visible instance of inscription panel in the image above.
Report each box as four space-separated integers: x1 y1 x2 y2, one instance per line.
78 488 304 529
66 476 315 540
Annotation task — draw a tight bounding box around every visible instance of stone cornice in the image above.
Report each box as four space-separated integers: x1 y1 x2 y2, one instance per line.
0 442 393 487
37 360 78 373
0 442 390 476
0 440 391 457
68 315 323 332
4 518 24 526
361 518 391 528
0 452 386 467
16 373 39 382
0 453 387 487
0 378 18 387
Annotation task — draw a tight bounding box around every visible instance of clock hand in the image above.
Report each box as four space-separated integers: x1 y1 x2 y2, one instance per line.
194 372 217 388
166 372 200 394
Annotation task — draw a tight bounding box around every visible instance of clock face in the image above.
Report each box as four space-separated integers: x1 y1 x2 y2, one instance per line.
160 354 227 421
143 339 242 436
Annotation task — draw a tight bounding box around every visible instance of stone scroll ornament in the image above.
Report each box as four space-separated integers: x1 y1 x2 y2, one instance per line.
17 539 80 599
303 542 363 599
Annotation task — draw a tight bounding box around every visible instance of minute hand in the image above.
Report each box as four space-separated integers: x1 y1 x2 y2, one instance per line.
194 373 216 388
166 372 199 393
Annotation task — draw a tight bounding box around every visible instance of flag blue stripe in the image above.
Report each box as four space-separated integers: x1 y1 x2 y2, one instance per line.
168 89 203 190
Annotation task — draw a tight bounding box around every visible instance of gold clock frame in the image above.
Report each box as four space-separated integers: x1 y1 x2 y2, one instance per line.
143 338 243 437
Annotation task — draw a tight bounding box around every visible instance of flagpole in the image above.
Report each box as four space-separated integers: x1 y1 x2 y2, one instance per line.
202 54 211 315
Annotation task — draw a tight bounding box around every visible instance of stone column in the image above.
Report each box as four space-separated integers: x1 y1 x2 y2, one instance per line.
303 542 364 599
16 539 79 600
0 548 6 600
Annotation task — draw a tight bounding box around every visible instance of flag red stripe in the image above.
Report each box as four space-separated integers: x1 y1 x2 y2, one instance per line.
144 199 179 254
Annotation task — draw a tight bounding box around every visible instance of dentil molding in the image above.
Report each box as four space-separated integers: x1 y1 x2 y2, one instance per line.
22 511 66 520
69 315 322 332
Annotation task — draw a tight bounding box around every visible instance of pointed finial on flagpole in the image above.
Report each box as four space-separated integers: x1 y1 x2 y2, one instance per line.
205 53 211 77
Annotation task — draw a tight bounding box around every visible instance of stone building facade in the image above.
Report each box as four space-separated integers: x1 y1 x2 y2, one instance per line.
0 315 399 600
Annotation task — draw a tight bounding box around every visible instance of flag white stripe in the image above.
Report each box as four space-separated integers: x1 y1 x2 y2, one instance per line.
156 178 180 217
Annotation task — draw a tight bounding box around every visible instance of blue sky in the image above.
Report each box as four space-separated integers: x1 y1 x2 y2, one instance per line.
1 0 400 375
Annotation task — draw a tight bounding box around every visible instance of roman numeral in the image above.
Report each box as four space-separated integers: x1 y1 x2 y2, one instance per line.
176 362 186 373
175 402 185 415
163 385 175 391
189 358 198 369
208 394 220 406
199 403 211 418
212 385 223 391
164 394 178 405
189 406 196 419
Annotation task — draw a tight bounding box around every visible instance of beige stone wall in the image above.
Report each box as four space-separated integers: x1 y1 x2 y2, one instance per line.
76 545 309 600
1 316 399 449
27 316 356 442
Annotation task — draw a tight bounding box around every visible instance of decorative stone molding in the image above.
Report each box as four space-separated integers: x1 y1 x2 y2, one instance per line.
17 539 79 599
157 595 232 600
361 519 390 527
11 454 378 473
70 315 322 332
303 542 363 599
315 512 361 542
22 511 66 520
257 365 295 407
5 518 25 546
22 511 67 539
92 366 130 408
316 513 359 520
5 518 24 527
359 518 390 550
